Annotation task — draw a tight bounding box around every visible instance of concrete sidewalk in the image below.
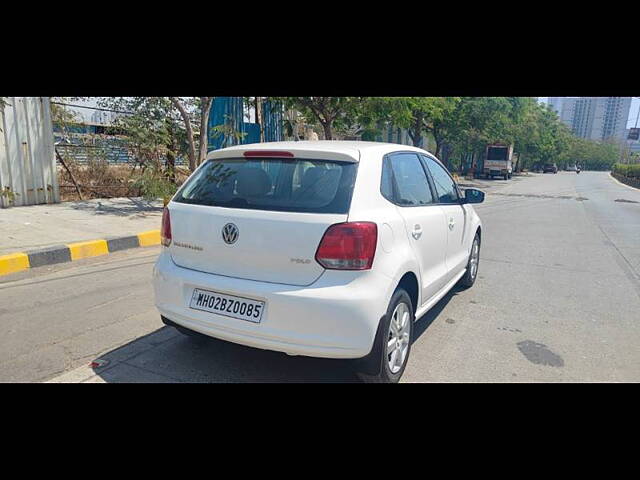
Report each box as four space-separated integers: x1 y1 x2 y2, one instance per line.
0 197 163 256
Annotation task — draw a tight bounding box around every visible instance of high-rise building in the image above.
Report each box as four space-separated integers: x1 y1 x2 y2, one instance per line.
547 97 631 142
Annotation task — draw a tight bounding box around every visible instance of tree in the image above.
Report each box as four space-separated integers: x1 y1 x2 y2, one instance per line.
364 97 435 148
170 97 213 171
277 97 361 140
99 97 214 173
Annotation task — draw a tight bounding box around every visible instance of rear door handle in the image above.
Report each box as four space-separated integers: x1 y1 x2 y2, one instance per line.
412 224 422 239
448 218 455 230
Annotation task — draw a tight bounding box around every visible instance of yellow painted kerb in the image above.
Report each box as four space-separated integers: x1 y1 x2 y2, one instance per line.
67 239 109 260
0 252 30 276
137 230 161 247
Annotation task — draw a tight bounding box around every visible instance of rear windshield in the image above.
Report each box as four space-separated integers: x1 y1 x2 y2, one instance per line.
487 147 508 161
173 157 358 214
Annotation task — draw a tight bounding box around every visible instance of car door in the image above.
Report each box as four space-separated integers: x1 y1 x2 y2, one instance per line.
421 155 468 281
383 152 449 305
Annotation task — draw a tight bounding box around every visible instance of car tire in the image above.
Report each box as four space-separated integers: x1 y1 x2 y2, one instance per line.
356 288 414 383
458 233 481 289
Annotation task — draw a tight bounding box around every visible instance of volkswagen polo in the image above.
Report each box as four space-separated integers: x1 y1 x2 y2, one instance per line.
153 141 484 382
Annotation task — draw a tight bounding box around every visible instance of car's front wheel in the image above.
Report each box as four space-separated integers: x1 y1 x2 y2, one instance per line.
357 289 414 383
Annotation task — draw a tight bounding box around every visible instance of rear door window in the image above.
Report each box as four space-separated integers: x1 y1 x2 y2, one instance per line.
173 158 357 214
381 153 434 206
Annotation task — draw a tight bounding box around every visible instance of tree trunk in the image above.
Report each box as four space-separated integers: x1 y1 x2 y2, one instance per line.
166 150 176 183
322 120 333 140
198 97 214 167
412 114 423 147
255 97 264 142
412 130 423 148
433 127 443 158
170 97 197 172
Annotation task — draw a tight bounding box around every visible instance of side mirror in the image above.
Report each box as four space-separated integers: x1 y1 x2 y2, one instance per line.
463 188 485 204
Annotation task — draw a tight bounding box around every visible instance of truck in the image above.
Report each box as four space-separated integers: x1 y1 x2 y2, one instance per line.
483 143 513 180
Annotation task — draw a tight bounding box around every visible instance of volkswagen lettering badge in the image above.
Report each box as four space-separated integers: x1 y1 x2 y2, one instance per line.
222 223 239 245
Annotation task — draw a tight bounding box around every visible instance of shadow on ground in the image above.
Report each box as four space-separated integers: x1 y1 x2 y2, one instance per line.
90 325 360 383
89 287 459 383
69 198 163 217
412 288 459 344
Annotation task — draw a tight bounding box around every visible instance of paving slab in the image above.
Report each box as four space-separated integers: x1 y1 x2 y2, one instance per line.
0 197 163 256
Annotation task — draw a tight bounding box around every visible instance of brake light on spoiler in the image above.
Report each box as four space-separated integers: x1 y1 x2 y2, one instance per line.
243 151 295 158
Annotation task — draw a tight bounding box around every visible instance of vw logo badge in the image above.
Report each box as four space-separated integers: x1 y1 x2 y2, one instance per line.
222 223 239 245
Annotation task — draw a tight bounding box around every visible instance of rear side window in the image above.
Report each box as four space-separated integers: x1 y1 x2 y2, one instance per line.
173 158 357 214
381 153 434 206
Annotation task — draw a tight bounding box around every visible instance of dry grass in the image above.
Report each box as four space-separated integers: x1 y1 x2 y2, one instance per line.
58 160 190 201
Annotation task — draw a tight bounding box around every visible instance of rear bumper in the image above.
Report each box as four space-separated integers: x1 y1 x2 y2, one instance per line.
152 251 391 359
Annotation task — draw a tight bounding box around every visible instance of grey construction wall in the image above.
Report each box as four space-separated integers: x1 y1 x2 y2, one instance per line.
0 97 59 208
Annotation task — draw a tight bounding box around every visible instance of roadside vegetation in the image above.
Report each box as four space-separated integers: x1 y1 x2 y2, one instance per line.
612 163 640 178
278 97 630 173
48 96 635 201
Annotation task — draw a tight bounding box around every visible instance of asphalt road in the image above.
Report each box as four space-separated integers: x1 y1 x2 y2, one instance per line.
1 171 639 382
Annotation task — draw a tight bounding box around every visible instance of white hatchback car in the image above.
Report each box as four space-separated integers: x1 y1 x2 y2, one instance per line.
153 141 484 382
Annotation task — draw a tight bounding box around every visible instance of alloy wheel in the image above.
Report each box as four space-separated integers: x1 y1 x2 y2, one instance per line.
386 302 411 374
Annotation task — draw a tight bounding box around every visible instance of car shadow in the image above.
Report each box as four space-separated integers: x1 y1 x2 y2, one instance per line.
88 288 461 383
89 326 361 383
412 287 460 344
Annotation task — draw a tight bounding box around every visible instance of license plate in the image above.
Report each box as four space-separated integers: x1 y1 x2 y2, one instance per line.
189 288 265 323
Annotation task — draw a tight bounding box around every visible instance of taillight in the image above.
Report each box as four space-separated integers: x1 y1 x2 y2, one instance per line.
161 208 172 247
315 222 377 270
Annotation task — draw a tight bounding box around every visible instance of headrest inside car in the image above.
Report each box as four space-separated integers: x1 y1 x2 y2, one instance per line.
235 167 272 197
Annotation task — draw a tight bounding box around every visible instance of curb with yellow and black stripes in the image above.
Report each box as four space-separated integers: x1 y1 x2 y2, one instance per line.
0 230 161 277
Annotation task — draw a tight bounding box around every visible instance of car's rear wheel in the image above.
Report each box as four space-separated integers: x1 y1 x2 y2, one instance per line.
356 289 413 383
458 233 480 289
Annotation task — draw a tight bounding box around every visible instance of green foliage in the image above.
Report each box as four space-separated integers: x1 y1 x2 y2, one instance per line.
99 97 208 172
1 187 18 204
131 168 179 201
612 163 640 179
210 121 247 146
274 97 363 139
564 137 620 170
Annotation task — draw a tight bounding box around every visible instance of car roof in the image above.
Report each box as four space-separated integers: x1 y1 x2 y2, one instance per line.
206 141 433 163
